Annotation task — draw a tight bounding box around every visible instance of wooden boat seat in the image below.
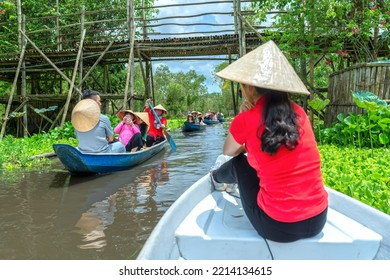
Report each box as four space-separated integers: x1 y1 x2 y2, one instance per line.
175 190 382 260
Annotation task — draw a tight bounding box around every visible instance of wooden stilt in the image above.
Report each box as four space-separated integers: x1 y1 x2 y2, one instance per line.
0 43 27 140
60 29 86 128
19 30 84 97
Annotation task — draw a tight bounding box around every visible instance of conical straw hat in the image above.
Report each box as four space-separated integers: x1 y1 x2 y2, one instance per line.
133 112 150 126
154 104 168 114
71 99 100 132
216 40 309 95
117 109 136 119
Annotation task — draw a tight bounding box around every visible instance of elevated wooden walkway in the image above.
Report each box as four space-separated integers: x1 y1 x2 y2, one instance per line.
0 33 262 82
0 0 260 138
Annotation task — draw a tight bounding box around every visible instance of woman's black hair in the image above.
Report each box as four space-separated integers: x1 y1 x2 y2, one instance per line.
257 88 300 155
82 89 100 99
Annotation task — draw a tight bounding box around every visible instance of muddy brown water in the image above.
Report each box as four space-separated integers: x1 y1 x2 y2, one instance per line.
0 124 227 259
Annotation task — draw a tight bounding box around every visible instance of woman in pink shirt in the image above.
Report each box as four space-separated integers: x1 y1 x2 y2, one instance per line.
210 40 328 243
114 110 144 152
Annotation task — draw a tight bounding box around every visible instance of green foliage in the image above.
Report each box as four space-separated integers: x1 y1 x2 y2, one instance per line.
353 91 388 109
320 145 390 214
321 92 390 148
152 65 210 115
46 121 76 140
308 98 330 143
251 0 390 70
0 121 77 170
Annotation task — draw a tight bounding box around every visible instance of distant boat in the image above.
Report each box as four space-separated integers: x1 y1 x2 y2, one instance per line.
203 119 220 125
53 140 166 174
138 172 390 260
181 122 206 132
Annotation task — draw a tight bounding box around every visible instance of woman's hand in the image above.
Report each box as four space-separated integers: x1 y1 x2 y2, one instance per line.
240 100 254 113
145 98 152 107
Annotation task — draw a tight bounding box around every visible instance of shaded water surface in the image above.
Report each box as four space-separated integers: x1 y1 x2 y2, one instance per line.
0 124 227 259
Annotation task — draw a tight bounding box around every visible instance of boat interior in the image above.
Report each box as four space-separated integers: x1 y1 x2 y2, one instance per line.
175 190 382 260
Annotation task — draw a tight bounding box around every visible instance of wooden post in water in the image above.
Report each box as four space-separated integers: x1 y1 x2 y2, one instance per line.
123 0 135 110
21 15 28 137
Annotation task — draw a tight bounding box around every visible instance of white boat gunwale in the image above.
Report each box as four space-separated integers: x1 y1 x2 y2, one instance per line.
137 173 390 260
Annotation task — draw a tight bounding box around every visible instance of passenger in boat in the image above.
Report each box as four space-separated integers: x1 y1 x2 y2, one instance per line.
217 112 224 122
144 99 168 147
191 111 199 124
197 112 205 125
72 89 125 153
185 114 195 124
210 40 328 243
114 110 144 153
133 112 150 146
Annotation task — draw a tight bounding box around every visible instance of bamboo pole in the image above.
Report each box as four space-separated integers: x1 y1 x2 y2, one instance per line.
17 0 22 49
142 0 147 38
237 0 246 56
137 47 147 88
19 30 83 97
78 37 118 88
238 13 262 40
61 29 86 128
27 104 54 124
0 43 27 140
78 5 85 99
49 106 65 130
123 0 136 110
151 65 155 102
21 15 28 137
129 0 135 110
103 65 108 94
56 0 62 51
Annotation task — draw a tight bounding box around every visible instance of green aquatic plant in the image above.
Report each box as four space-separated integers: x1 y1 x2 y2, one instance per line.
308 98 330 144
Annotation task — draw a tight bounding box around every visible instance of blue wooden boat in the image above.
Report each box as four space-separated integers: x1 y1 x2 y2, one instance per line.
181 122 206 132
53 140 166 174
203 119 220 125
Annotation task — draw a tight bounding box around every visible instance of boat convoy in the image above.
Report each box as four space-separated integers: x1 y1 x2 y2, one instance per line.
181 111 224 132
53 111 390 260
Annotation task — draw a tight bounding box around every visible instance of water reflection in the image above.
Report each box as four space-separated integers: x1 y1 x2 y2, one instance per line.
0 124 227 259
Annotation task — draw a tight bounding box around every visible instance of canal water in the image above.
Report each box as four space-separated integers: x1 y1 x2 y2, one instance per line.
0 124 227 260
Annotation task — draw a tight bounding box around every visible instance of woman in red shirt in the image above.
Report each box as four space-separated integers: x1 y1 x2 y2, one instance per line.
144 100 168 147
211 40 328 242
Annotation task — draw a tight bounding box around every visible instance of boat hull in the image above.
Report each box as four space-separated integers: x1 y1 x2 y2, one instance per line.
53 140 166 174
137 173 390 260
181 122 206 132
203 119 220 125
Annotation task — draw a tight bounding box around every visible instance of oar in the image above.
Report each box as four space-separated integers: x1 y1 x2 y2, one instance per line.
148 101 177 150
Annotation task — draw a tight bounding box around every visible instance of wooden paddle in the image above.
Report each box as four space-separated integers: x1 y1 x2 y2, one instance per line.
148 101 177 150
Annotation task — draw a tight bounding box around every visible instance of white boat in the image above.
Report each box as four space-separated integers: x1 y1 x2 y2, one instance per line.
137 173 390 260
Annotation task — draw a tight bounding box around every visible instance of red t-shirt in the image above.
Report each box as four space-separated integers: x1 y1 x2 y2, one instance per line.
145 107 167 140
230 96 328 222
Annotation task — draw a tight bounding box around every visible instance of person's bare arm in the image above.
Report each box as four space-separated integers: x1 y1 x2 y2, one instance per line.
223 133 246 156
